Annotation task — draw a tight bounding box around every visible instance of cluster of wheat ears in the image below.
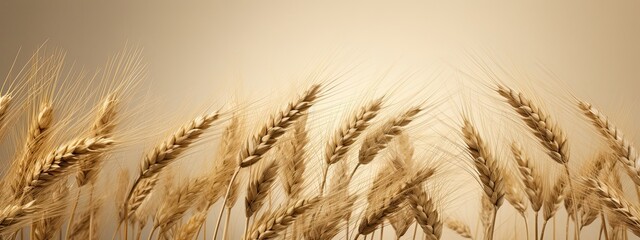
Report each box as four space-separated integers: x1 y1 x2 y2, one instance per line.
0 49 639 240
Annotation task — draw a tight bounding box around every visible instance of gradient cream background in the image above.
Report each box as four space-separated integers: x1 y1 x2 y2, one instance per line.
1 1 640 239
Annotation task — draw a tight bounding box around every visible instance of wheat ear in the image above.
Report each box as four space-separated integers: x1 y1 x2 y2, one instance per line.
504 177 528 216
445 218 474 239
152 178 207 238
497 85 578 236
280 113 308 201
76 94 118 186
320 97 383 193
578 101 640 185
125 112 218 219
214 84 321 239
408 186 443 240
22 137 113 197
239 84 320 168
245 197 321 240
497 85 569 164
201 112 244 210
511 142 543 212
587 178 640 237
10 103 53 198
175 212 207 240
245 160 279 218
0 201 38 234
388 205 414 238
461 118 504 208
304 194 357 240
358 106 421 166
0 93 13 129
543 174 567 221
539 173 567 240
356 168 435 237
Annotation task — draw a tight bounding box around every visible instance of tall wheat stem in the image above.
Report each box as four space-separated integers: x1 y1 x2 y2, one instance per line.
535 212 539 240
541 220 549 240
485 207 497 240
562 166 580 240
212 167 240 240
65 189 82 239
523 216 530 240
412 223 418 240
601 212 609 240
146 227 157 240
222 208 232 240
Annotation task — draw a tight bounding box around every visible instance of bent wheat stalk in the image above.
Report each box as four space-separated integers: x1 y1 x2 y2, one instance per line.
497 85 579 239
461 118 504 240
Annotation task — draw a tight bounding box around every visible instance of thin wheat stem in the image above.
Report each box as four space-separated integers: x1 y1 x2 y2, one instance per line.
523 216 530 240
601 212 609 240
541 220 548 240
146 227 157 240
212 167 240 240
535 212 539 240
65 189 82 240
222 209 232 240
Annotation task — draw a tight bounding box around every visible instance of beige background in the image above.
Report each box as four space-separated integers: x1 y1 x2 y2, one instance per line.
1 1 640 239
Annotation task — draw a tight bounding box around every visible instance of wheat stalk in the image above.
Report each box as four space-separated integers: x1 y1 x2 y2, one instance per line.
202 112 244 209
213 84 321 239
497 85 579 237
68 199 102 240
